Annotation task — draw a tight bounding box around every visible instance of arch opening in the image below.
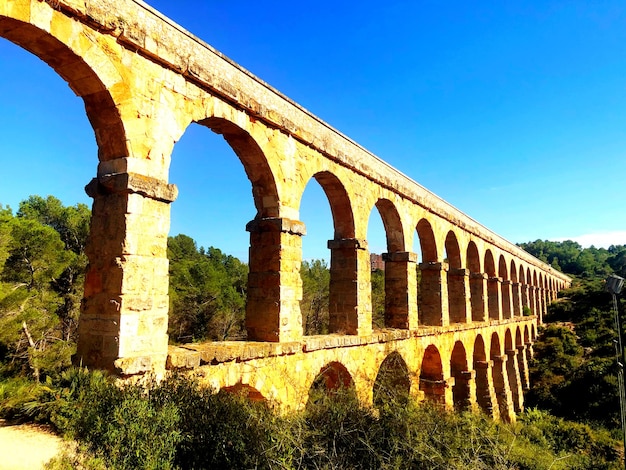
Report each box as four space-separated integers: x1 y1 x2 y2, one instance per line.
373 351 411 408
415 219 442 326
420 344 445 404
450 341 471 411
445 231 467 324
300 172 357 335
308 361 356 407
467 241 485 322
167 121 263 343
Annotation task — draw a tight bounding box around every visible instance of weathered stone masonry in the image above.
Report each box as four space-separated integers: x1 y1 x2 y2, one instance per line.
1 0 571 416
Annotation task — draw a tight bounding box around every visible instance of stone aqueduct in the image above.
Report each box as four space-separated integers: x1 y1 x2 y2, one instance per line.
2 0 571 419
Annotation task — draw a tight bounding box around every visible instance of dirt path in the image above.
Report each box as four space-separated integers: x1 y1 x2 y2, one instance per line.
0 420 64 470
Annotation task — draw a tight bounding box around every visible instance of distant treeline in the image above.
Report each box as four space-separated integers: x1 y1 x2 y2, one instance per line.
519 239 626 278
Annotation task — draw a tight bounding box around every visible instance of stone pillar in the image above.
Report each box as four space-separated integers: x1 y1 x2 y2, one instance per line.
246 217 305 342
487 277 503 321
382 251 418 329
418 262 449 326
511 282 522 317
492 354 515 422
506 349 524 413
328 238 372 336
517 344 530 390
453 369 477 411
77 173 177 375
448 268 471 324
525 341 535 361
501 280 513 319
470 272 488 322
474 360 500 420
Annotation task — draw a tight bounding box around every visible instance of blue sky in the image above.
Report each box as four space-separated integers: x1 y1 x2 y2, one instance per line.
1 0 625 262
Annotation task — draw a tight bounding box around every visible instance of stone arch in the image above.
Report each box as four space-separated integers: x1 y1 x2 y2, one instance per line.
490 332 513 421
172 118 284 342
526 267 535 315
450 341 471 410
498 255 512 319
0 12 128 161
416 219 438 262
504 328 522 412
485 250 500 320
371 198 409 330
221 383 267 402
538 272 545 321
0 8 178 372
308 361 356 403
198 117 280 218
374 198 405 253
510 260 521 317
473 335 495 417
420 344 445 404
523 325 530 344
301 172 361 334
308 171 355 239
467 241 485 322
416 219 443 326
516 326 530 390
373 351 411 408
446 231 468 324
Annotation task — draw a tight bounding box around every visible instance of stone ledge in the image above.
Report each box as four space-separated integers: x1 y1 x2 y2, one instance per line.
166 318 535 369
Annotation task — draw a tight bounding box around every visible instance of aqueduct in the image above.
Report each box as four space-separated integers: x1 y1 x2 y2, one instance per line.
1 0 571 420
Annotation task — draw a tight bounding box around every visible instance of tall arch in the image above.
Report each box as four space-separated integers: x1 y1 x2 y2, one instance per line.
490 332 513 422
510 260 521 317
467 241 486 322
450 341 471 410
305 172 363 335
446 231 468 324
505 329 523 412
473 335 496 417
420 345 445 404
174 117 290 343
516 326 530 390
416 219 444 326
372 199 415 329
498 255 512 319
485 250 500 320
0 9 184 373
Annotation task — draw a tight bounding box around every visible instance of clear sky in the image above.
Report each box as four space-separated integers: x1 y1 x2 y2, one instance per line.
1 0 625 262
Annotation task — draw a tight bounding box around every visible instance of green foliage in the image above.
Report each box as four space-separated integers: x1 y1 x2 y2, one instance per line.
167 235 247 342
518 239 625 277
0 196 89 380
2 369 622 469
528 283 624 428
371 268 385 329
300 259 330 335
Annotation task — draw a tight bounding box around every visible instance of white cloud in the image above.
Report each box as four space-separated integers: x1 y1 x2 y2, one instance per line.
553 231 626 248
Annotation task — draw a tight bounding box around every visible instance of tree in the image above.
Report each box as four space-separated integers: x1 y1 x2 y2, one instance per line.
300 260 330 335
0 197 90 379
167 235 248 342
